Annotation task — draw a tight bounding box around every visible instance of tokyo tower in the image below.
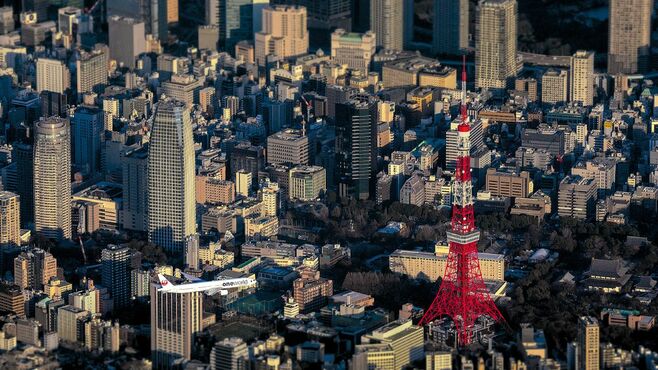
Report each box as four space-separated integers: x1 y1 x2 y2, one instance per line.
418 56 505 346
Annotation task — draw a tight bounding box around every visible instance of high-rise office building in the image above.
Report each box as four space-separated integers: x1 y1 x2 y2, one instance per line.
570 50 594 106
210 337 249 370
558 176 597 220
253 0 270 33
357 319 424 370
260 179 279 217
541 69 569 105
267 129 309 166
289 165 326 201
335 95 378 200
271 0 351 49
255 5 309 66
34 117 71 241
369 0 403 51
331 29 377 73
475 0 517 90
206 0 219 25
14 248 57 291
167 0 179 24
147 99 196 253
198 25 220 51
102 98 120 131
608 0 652 75
485 168 533 198
122 145 149 232
218 0 254 51
236 169 252 197
40 91 67 118
76 47 108 98
292 269 333 313
72 106 104 175
151 279 203 368
185 234 199 270
101 245 131 309
159 74 204 107
108 16 146 69
22 0 49 27
578 316 599 370
433 0 469 55
426 352 453 370
445 118 484 171
36 58 70 95
0 192 20 246
0 7 14 35
13 143 33 228
57 305 88 343
230 142 265 184
58 7 80 36
107 0 168 40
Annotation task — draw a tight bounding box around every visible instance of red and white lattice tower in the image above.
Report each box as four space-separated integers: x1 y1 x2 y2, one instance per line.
418 56 505 346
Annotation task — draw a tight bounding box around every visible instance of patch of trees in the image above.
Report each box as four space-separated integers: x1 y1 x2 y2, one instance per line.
312 196 449 243
125 239 168 265
548 217 653 272
341 271 440 311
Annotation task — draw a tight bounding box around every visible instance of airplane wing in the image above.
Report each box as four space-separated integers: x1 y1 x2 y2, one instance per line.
205 288 229 296
181 272 204 283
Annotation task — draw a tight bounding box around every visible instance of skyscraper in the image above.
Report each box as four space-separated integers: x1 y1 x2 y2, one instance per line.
72 106 104 175
255 5 309 66
0 191 20 246
166 0 179 24
271 0 351 49
219 0 254 51
578 316 600 370
108 16 146 69
147 99 196 253
570 50 594 107
331 29 377 73
34 117 71 241
206 0 219 26
475 0 517 90
335 95 378 200
40 91 67 118
151 279 203 368
369 0 403 51
266 129 309 166
76 47 108 98
541 69 569 105
101 245 131 309
434 0 469 55
122 145 149 232
107 0 168 41
230 142 265 185
36 58 71 95
14 248 57 291
608 0 652 75
13 143 33 228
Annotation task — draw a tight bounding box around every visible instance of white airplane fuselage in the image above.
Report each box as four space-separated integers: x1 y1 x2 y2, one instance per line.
158 277 254 294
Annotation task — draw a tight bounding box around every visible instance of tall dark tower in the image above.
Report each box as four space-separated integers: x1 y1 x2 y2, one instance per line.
335 94 377 200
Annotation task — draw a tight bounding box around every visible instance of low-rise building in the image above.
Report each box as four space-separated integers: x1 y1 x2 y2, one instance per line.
389 250 505 282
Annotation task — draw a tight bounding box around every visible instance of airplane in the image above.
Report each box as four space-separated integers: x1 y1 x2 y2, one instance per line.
157 273 256 295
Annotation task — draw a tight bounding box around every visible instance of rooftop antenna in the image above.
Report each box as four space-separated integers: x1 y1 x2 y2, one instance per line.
461 54 468 123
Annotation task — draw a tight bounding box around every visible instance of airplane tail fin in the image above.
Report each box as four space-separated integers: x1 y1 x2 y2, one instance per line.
158 274 174 289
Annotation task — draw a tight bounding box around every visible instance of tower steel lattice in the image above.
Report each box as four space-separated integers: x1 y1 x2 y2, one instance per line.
418 56 505 346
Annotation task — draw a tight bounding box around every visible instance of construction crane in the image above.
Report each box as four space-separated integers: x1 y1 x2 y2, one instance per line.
84 0 104 15
78 236 88 265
